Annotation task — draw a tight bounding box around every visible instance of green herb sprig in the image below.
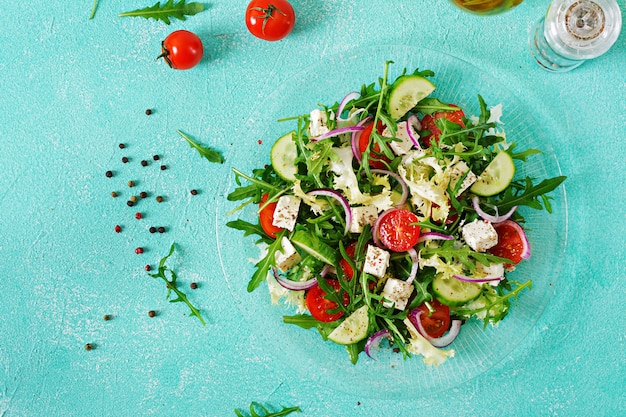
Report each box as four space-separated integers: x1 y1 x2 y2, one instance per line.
178 130 224 164
234 403 300 417
119 0 205 25
148 243 206 325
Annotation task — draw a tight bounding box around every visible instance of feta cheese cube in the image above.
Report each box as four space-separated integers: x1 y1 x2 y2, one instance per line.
272 195 301 231
308 109 330 138
476 262 505 286
382 121 417 156
381 278 414 311
363 245 390 278
349 205 378 233
274 237 302 272
461 219 498 252
449 161 477 196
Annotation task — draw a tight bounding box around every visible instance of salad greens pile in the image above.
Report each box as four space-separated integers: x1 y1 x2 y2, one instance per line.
226 61 565 365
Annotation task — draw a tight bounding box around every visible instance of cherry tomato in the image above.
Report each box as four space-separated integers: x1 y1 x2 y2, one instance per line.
259 193 284 239
420 106 465 147
245 0 296 41
305 279 349 322
359 120 390 169
413 299 451 339
377 209 421 252
158 30 203 70
488 220 527 267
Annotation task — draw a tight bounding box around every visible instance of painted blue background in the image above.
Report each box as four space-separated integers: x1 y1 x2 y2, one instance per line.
0 1 624 416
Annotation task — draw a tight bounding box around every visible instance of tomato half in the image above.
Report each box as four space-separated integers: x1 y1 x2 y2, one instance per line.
488 220 527 267
305 279 349 322
377 209 421 252
359 120 390 169
420 106 465 147
414 299 451 339
158 30 203 70
245 0 296 41
259 193 284 239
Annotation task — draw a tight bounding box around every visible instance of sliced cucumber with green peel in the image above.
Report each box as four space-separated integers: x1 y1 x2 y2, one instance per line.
328 305 369 345
291 230 337 267
470 151 516 197
270 131 297 182
387 75 436 120
432 274 482 306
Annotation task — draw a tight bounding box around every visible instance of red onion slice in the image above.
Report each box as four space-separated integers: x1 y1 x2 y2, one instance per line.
471 196 518 224
310 125 365 142
406 248 419 284
417 232 454 243
370 168 408 207
408 309 463 348
364 329 391 359
453 274 503 283
372 207 396 247
406 115 422 149
307 189 353 235
494 220 531 260
337 91 360 121
272 267 318 291
351 116 372 163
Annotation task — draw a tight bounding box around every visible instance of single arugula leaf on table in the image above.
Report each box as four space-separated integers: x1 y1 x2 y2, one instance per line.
119 0 205 25
234 402 300 417
178 130 224 164
148 243 206 325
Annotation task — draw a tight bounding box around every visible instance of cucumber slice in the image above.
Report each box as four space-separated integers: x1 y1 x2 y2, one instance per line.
328 305 369 345
432 274 482 306
470 151 516 197
291 230 337 267
387 75 436 120
270 131 297 182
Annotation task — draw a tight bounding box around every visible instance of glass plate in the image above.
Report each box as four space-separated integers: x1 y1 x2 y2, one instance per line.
216 45 568 398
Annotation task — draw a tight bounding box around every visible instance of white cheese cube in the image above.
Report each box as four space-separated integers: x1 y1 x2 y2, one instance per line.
349 205 378 233
449 161 477 196
363 245 390 278
272 195 301 231
461 219 498 252
381 278 414 311
476 262 505 286
274 237 302 272
382 121 417 156
308 109 330 138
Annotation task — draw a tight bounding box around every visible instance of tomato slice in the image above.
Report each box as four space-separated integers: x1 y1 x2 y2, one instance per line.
305 279 349 322
488 220 526 267
377 209 421 252
415 299 451 339
420 106 465 147
359 120 390 169
259 193 284 239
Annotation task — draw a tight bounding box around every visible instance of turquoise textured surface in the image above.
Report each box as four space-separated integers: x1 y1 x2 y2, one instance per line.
1 1 624 416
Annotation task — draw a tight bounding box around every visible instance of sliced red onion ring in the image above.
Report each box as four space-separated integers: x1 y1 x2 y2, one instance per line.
406 248 419 284
271 267 318 291
406 114 422 149
351 116 372 163
471 196 518 224
307 189 353 235
364 329 392 359
309 125 365 142
370 168 408 207
408 309 463 348
372 207 396 247
494 219 531 260
453 274 503 283
417 232 454 243
337 91 360 120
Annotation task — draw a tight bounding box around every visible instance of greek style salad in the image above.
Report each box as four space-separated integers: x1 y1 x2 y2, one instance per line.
227 62 565 365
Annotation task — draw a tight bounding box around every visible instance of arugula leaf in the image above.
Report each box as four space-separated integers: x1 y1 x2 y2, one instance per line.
118 0 205 25
89 0 99 19
495 176 567 213
234 402 300 417
178 130 224 164
247 231 286 292
421 240 511 271
414 98 460 115
148 243 206 325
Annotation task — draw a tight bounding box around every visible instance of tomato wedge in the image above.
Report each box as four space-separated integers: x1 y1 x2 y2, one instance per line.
377 209 421 252
420 106 465 147
488 220 528 267
359 120 390 169
305 279 349 322
259 193 284 239
414 299 451 338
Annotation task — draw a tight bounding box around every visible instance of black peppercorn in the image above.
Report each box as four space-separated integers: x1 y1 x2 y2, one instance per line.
157 227 165 233
145 109 152 115
148 310 156 318
190 282 198 290
119 143 125 149
105 170 113 178
160 165 167 171
149 227 156 233
103 315 111 321
190 189 198 195
122 157 129 163
141 160 148 167
127 200 134 207
153 155 160 161
139 191 148 199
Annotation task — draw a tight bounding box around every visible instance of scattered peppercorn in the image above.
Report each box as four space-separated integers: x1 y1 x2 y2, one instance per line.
160 165 167 171
157 227 165 233
85 343 94 351
258 139 263 145
114 225 121 233
105 170 113 178
128 180 135 188
190 189 198 195
129 197 137 204
139 191 148 199
127 200 135 207
103 314 112 321
156 196 163 203
145 109 152 115
149 227 156 233
153 155 160 161
145 265 151 271
148 310 156 318
141 160 148 167
135 247 144 254
122 157 129 163
135 212 142 220
119 143 125 149
111 191 118 198
190 282 198 290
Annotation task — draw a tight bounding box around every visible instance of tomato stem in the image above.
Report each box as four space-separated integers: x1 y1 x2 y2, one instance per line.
251 4 286 35
156 41 173 68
